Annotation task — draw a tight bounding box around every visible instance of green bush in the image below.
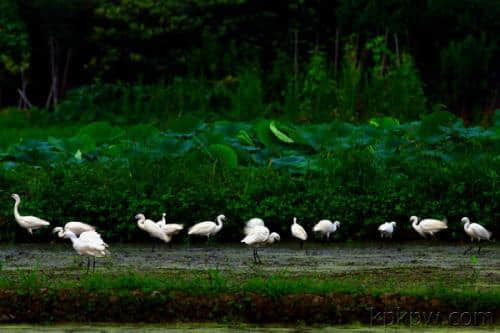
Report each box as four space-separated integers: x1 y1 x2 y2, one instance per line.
1 153 497 243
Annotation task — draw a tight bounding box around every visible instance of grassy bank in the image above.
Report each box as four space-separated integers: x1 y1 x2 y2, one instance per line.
0 268 497 324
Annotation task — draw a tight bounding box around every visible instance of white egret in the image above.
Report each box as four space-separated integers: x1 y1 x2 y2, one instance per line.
188 214 225 243
378 221 396 238
62 230 109 272
462 217 492 254
291 217 307 249
157 213 184 247
53 221 95 237
241 218 280 263
410 216 447 238
136 213 171 251
313 220 340 240
11 193 50 234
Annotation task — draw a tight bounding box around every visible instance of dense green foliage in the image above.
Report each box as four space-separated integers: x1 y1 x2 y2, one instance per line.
0 0 498 121
0 111 498 242
0 2 498 244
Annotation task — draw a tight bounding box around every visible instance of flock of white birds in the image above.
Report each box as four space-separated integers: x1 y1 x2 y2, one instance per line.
10 193 494 268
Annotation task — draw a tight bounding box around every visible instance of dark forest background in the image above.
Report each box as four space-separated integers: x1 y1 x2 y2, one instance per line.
0 0 498 123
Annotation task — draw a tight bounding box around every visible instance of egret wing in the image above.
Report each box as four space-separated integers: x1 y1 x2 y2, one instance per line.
471 223 492 240
242 226 270 245
65 221 95 235
80 231 108 247
22 216 50 228
188 221 215 235
160 223 184 235
420 219 447 232
292 224 308 240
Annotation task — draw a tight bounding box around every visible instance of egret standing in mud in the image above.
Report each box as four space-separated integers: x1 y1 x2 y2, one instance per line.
462 217 492 254
378 221 396 238
188 214 225 244
62 230 109 273
241 218 280 263
53 221 95 237
410 216 447 239
313 220 340 241
11 193 50 235
136 213 171 252
291 217 307 249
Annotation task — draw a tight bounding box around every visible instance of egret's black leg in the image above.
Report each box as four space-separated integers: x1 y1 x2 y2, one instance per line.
93 257 96 272
151 241 156 253
252 249 257 263
255 249 261 264
478 243 482 254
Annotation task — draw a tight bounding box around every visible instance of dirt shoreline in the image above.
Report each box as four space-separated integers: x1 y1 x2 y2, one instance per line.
0 290 497 325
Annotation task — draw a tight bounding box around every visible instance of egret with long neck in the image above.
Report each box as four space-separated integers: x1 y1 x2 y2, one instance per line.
291 217 308 249
188 214 225 244
135 213 170 252
241 218 280 263
62 230 109 273
410 216 447 239
11 193 50 234
462 217 492 254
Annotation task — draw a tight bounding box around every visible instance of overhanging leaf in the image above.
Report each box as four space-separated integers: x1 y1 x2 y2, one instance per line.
270 121 294 143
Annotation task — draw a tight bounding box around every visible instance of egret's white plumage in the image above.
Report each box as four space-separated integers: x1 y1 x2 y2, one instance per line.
291 217 307 249
462 217 492 254
157 213 184 236
62 230 109 272
243 217 265 235
410 216 447 238
462 217 492 241
378 221 396 238
313 220 340 239
241 218 280 263
291 217 307 241
136 214 171 251
188 214 225 239
11 193 50 234
53 222 95 238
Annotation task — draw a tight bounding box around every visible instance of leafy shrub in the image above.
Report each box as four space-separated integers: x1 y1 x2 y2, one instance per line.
0 152 497 243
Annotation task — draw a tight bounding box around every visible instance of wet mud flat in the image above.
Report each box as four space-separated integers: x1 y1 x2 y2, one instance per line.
0 242 498 276
0 242 498 326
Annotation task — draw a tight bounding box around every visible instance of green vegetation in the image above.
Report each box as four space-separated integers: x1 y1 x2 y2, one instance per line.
0 1 497 327
0 268 497 324
0 110 498 242
1 0 498 123
0 1 498 244
0 267 498 307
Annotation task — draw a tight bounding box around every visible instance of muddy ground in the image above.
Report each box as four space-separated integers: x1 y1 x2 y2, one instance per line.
0 241 498 280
